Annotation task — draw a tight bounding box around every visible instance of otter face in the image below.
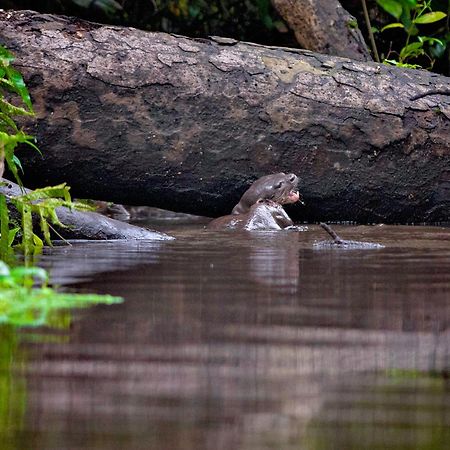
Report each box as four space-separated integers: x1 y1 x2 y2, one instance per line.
232 172 302 215
264 173 300 205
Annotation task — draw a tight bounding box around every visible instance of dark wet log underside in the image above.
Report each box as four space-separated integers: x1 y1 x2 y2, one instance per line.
1 10 449 223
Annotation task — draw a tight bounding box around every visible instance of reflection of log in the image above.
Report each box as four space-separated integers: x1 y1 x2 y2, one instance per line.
1 10 450 223
0 179 172 240
271 0 371 61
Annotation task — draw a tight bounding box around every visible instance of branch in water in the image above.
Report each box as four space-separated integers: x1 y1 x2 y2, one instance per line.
320 222 344 244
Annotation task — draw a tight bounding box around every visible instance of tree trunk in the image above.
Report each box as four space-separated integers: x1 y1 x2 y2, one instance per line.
1 10 449 223
271 0 372 61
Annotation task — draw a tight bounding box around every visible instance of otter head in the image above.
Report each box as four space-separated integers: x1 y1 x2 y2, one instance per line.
232 172 302 215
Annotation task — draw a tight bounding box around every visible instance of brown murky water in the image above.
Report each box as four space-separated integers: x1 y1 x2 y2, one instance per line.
1 223 449 450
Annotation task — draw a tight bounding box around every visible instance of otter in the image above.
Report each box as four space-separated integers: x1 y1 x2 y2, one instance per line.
208 200 295 231
232 173 301 215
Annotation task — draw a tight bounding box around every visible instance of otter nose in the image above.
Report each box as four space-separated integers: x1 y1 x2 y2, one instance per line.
288 174 297 183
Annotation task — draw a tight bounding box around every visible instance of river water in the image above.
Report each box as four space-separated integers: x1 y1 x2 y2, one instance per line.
1 221 449 450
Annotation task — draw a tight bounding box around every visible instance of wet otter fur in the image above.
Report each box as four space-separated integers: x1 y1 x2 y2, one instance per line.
208 200 294 231
232 173 301 215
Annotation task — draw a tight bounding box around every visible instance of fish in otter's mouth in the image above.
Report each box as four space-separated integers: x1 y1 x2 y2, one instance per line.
288 190 304 205
278 189 304 205
271 175 305 205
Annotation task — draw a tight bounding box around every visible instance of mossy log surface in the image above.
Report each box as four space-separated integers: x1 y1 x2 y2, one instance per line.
1 10 449 223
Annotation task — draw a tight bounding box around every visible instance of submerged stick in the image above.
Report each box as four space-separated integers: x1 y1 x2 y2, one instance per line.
317 222 384 249
319 222 344 244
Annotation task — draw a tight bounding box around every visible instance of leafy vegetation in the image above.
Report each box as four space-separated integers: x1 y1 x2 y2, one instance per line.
375 0 448 68
0 45 93 258
3 183 93 257
0 45 39 186
0 45 122 327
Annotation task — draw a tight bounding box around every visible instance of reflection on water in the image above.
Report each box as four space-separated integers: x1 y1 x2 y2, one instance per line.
1 224 449 449
0 327 26 450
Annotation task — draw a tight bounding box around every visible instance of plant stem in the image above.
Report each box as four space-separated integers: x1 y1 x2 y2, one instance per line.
361 0 380 62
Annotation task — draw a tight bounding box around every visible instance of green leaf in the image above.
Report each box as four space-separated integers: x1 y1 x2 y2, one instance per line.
400 41 424 59
377 0 403 19
398 0 417 7
19 183 71 203
381 22 405 32
8 227 19 246
39 209 52 246
383 59 422 69
20 203 34 256
23 137 42 156
46 206 65 228
12 155 23 173
0 112 19 132
0 98 32 118
417 36 444 46
400 10 412 30
414 11 447 24
32 233 44 249
4 66 34 113
2 139 22 186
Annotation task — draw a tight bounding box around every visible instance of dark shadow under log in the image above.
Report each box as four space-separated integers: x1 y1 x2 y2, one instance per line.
1 10 449 223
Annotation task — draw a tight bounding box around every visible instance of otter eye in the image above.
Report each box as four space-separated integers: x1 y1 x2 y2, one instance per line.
274 182 283 189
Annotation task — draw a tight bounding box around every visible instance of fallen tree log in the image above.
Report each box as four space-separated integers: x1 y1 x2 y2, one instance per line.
0 178 173 240
0 10 449 223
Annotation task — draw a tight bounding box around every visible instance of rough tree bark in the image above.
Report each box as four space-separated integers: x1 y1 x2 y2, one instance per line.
0 10 449 223
271 0 372 61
